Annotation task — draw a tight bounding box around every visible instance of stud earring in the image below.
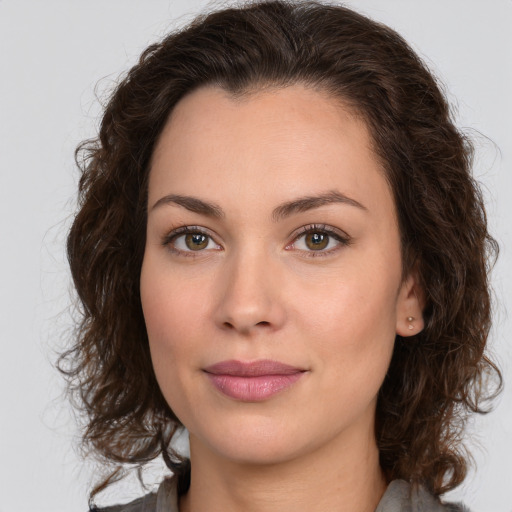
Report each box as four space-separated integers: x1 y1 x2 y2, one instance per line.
407 316 414 330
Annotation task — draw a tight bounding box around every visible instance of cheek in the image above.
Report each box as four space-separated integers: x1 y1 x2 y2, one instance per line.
291 254 400 388
293 255 400 342
140 255 198 381
140 255 210 421
306 293 396 423
141 250 209 343
312 289 396 379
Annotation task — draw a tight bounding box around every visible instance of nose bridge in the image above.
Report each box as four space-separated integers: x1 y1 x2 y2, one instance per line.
214 241 286 334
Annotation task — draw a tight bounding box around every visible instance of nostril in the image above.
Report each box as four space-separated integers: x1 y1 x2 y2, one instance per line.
222 320 271 332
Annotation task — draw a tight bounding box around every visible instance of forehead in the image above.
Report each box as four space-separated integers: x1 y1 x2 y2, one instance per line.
153 84 371 168
148 84 394 222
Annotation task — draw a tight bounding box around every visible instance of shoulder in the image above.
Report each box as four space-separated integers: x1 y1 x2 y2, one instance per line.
89 492 157 512
377 480 471 512
89 477 178 512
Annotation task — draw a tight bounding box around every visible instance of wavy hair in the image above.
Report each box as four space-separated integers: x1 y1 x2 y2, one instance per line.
60 0 501 500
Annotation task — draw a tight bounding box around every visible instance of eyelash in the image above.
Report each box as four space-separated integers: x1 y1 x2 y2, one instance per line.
289 224 352 258
161 225 218 259
161 223 352 259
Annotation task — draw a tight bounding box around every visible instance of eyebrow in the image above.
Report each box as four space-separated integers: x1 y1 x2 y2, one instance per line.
271 190 367 222
151 194 225 218
150 190 367 221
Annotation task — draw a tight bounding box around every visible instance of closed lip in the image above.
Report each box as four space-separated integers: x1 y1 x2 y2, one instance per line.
203 359 308 401
203 359 306 376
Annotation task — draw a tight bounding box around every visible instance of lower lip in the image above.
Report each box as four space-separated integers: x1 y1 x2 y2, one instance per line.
206 373 305 401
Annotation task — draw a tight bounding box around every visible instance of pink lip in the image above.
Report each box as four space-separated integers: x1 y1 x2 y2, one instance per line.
203 359 307 401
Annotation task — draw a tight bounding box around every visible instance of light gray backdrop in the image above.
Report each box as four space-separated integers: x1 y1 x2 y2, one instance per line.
0 1 510 511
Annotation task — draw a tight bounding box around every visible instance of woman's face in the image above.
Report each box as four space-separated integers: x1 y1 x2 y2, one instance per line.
141 85 422 466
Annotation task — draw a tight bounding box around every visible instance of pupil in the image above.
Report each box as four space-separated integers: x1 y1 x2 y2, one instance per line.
306 232 328 250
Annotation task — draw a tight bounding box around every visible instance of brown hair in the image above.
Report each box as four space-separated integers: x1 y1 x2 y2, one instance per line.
61 0 501 500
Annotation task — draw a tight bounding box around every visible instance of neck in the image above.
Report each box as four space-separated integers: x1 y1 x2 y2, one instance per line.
180 423 386 512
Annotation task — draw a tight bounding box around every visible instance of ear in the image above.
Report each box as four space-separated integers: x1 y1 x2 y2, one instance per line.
395 268 425 337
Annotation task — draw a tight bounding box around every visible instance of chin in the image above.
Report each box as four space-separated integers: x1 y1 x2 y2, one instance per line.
189 414 333 467
209 438 307 466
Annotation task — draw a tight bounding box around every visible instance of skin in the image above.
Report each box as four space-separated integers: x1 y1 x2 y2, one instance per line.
140 84 424 512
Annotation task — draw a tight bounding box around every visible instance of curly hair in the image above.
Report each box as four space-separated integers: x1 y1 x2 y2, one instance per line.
60 0 501 500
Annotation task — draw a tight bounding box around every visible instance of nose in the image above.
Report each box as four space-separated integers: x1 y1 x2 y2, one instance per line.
213 247 287 336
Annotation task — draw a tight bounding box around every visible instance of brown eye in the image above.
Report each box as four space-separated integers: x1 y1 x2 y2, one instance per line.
304 232 329 250
185 233 209 251
287 224 351 257
163 227 221 255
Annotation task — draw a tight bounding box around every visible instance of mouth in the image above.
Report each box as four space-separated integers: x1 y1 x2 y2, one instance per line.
203 359 307 401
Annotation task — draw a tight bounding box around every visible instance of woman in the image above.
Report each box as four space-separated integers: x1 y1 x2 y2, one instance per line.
61 1 501 511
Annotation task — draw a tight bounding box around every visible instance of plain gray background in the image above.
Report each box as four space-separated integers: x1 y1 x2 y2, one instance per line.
0 1 510 511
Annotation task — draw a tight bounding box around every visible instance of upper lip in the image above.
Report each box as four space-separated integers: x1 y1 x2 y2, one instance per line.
204 359 306 376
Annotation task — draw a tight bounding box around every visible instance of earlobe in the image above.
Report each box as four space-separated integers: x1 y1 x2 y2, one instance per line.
396 271 425 337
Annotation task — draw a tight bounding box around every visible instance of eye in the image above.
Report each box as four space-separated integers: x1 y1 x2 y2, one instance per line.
162 226 222 256
287 224 351 257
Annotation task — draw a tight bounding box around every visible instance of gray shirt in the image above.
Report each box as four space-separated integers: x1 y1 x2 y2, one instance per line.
96 477 469 512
